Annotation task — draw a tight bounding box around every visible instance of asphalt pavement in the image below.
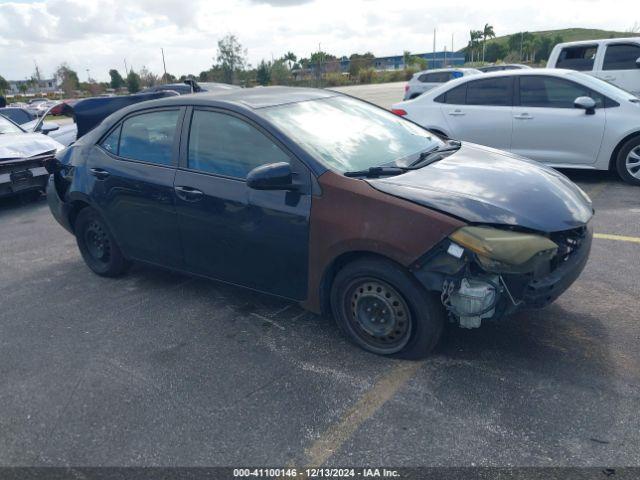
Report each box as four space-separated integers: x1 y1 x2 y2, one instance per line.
0 84 638 468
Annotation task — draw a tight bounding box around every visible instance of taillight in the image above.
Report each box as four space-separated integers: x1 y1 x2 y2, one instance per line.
404 84 409 92
391 109 407 116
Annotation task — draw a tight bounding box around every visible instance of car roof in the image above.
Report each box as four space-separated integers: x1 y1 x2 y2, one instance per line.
554 37 640 48
133 86 340 110
414 67 480 75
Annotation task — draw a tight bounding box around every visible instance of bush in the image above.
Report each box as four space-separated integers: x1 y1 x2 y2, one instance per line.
324 72 351 87
356 68 377 84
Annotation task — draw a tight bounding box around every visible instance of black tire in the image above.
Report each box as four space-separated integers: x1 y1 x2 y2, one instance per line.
615 136 640 186
330 257 445 359
74 207 130 277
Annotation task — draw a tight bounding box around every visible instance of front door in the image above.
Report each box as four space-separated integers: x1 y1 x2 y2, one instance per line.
597 42 640 96
87 108 184 267
511 75 606 165
174 108 311 300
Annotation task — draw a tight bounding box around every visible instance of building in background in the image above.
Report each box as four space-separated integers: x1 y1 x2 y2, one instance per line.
374 51 465 71
7 78 62 96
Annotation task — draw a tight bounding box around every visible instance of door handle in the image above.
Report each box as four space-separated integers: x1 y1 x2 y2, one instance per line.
514 113 534 120
448 110 465 116
602 76 616 81
174 186 204 202
89 168 110 179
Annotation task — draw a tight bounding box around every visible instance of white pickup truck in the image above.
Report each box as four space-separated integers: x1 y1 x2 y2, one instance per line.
547 37 640 97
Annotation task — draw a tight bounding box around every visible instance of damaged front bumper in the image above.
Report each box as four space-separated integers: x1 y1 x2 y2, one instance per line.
411 223 593 328
0 156 51 198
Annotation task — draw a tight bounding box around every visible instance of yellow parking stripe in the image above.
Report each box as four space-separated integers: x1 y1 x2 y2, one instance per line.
303 361 423 468
594 233 640 244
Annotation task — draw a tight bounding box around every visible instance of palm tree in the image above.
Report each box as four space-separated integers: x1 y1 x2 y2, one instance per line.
469 30 482 62
283 51 297 69
402 50 412 69
482 23 496 62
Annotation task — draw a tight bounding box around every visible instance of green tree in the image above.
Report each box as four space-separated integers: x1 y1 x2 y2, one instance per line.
467 30 483 62
215 34 247 84
348 52 375 77
484 43 507 63
402 50 412 69
126 70 141 93
256 60 271 85
270 60 290 85
482 23 496 62
55 63 80 96
0 75 8 94
283 51 297 69
109 69 124 89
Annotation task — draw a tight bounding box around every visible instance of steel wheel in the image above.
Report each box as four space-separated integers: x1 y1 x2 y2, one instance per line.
345 277 413 354
84 219 111 265
626 146 640 180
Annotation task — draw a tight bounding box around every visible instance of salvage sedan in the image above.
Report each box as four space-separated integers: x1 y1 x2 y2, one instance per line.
46 87 593 358
0 114 64 198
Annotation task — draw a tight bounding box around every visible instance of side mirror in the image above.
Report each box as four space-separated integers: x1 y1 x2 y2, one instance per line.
39 122 60 134
574 96 596 115
246 162 297 191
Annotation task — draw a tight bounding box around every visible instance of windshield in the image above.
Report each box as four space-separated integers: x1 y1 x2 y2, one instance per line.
571 72 639 100
261 96 443 172
0 115 24 134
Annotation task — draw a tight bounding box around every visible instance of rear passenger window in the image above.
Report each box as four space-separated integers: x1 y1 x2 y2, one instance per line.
419 72 451 83
603 44 640 70
188 110 289 179
556 45 598 71
466 77 512 106
436 84 467 104
118 110 180 165
519 76 604 109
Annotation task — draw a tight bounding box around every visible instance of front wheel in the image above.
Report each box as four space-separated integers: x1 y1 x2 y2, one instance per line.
74 207 130 277
615 136 640 186
330 258 444 359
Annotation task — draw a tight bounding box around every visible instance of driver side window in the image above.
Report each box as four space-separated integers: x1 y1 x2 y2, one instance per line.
187 110 289 179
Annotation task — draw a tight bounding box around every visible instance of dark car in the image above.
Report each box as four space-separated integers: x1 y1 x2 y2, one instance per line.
46 87 593 358
142 80 239 95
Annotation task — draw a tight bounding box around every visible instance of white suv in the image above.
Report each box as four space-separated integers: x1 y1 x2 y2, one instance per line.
547 38 640 96
403 68 481 100
391 69 640 185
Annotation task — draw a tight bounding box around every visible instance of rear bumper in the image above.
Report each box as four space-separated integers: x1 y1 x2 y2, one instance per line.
0 167 48 198
46 175 73 233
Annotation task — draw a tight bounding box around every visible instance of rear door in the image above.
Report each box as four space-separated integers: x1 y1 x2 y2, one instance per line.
511 75 606 165
87 107 184 267
173 107 311 300
598 42 640 96
439 76 514 150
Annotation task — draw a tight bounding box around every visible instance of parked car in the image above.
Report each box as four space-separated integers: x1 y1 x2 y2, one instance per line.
0 107 37 125
478 64 531 73
391 69 640 185
142 80 239 95
403 68 481 100
547 37 640 96
46 87 593 358
0 114 64 198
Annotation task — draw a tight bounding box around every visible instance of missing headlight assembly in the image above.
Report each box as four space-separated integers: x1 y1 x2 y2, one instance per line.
411 225 592 329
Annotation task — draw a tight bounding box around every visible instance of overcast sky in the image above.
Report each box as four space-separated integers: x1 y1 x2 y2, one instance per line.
1 0 638 82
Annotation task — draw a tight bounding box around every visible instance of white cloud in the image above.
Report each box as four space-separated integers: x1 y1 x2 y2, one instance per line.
1 0 637 82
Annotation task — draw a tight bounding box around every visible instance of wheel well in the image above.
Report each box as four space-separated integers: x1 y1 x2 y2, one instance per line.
609 131 640 171
68 200 90 231
318 251 399 315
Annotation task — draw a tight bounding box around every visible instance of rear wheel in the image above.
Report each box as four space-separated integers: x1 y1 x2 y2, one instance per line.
74 207 129 277
330 258 444 359
615 136 640 186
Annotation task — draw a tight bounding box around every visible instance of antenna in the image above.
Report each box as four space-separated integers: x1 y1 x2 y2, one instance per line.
161 48 167 83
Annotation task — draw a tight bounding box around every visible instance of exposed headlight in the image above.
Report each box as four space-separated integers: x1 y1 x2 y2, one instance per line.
449 226 558 274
